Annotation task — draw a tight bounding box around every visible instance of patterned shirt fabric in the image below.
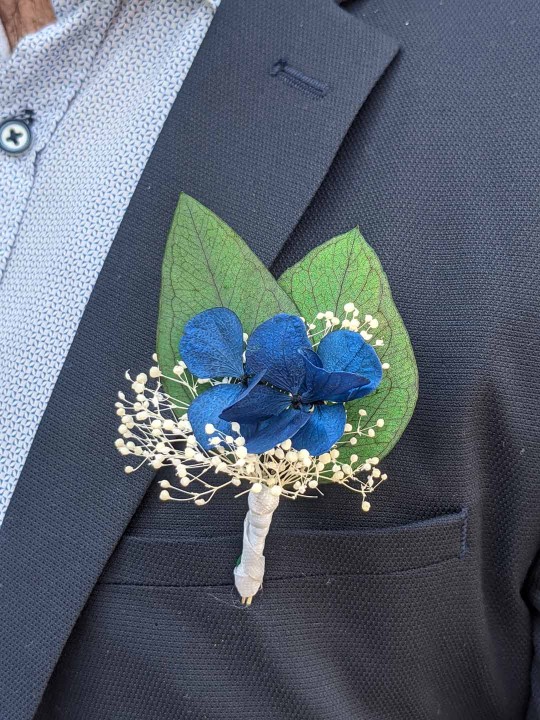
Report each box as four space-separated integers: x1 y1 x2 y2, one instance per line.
0 0 220 524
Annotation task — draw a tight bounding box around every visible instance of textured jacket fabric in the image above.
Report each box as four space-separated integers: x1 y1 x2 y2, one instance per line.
1 0 539 718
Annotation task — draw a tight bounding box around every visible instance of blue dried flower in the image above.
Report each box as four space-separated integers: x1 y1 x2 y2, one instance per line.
180 309 382 456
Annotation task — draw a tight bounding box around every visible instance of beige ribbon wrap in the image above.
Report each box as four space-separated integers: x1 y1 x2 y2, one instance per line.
234 485 280 601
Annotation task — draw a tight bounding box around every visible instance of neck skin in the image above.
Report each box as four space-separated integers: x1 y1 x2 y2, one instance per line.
0 0 55 50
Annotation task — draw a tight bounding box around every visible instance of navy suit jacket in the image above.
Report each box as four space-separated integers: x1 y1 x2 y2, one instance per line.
1 1 539 718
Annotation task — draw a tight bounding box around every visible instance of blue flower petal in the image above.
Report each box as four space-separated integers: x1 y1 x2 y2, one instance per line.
301 347 323 368
220 380 291 423
317 330 383 401
245 313 311 393
188 383 244 450
299 348 372 403
179 308 244 380
243 408 311 454
291 403 346 456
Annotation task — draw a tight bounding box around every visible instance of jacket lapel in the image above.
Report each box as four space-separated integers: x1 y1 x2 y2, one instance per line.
0 1 398 717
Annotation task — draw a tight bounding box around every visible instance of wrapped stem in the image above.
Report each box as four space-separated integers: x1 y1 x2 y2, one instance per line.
234 485 280 604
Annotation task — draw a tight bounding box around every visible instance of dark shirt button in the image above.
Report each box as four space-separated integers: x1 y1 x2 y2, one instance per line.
0 119 32 155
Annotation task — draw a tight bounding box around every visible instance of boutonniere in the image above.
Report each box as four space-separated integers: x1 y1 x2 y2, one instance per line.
115 194 418 604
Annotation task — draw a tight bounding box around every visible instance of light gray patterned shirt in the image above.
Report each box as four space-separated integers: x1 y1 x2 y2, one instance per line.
0 0 220 524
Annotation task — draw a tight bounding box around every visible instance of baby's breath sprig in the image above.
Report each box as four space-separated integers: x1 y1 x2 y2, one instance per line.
307 302 382 349
115 363 386 510
115 303 388 513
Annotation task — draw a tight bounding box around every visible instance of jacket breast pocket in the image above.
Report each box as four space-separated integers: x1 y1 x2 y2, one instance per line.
45 509 476 720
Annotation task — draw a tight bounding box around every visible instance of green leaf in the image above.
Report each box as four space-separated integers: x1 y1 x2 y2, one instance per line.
157 193 298 406
278 227 418 467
